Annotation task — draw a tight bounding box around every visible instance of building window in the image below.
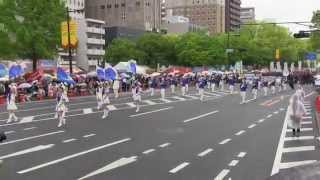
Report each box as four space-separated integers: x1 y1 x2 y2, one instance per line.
101 5 105 9
115 4 119 8
107 4 112 8
121 3 125 7
136 1 140 6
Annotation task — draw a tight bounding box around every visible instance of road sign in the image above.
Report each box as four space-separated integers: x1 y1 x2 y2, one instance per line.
305 52 317 61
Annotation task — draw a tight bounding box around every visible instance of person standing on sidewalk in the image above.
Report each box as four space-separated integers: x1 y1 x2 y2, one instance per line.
6 83 18 123
289 94 306 136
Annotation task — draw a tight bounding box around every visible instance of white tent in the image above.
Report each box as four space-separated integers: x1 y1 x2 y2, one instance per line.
114 62 148 74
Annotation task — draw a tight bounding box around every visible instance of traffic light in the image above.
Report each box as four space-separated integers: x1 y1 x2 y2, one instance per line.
293 31 311 38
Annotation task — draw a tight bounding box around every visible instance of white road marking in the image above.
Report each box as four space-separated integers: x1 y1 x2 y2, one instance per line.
267 100 281 106
237 152 247 158
4 131 15 134
280 108 285 111
129 107 173 118
0 131 64 146
274 111 279 114
258 119 265 123
271 106 290 175
17 138 131 174
126 102 136 108
83 134 96 138
78 156 138 180
0 144 55 160
83 108 93 114
305 112 311 115
286 128 313 132
143 100 156 105
20 116 34 123
219 138 231 145
159 143 171 148
214 169 230 180
283 146 315 153
302 116 312 119
161 98 172 103
197 148 213 157
23 127 36 131
267 114 273 118
62 139 77 143
107 105 117 111
279 160 317 170
228 160 239 167
284 136 314 141
301 121 312 125
246 98 255 103
169 162 190 174
171 96 186 101
204 92 222 97
183 110 219 123
248 124 256 129
235 130 246 136
142 149 155 155
184 95 198 99
305 92 315 98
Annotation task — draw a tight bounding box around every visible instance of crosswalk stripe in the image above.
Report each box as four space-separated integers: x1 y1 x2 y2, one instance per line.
284 136 314 141
184 95 198 99
160 98 172 103
107 105 117 111
301 121 312 125
283 146 315 153
143 100 156 105
126 103 136 108
171 96 186 101
83 108 93 114
204 92 222 97
286 128 312 132
280 160 317 170
20 116 34 124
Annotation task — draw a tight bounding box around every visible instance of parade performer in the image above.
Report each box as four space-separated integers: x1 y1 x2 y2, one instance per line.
150 77 156 96
132 80 142 112
210 75 216 92
96 82 103 109
170 77 176 94
180 77 187 96
198 76 206 102
240 79 247 104
262 79 269 97
113 78 120 99
228 76 236 94
101 82 111 119
288 94 306 136
252 78 259 100
270 79 276 94
160 78 167 100
6 83 18 123
56 85 69 127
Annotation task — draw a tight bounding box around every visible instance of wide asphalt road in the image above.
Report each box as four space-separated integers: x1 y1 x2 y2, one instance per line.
0 85 318 180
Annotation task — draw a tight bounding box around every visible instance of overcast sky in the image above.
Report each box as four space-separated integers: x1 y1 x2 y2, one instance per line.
242 0 320 33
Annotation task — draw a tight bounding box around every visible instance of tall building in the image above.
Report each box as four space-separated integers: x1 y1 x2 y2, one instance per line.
240 7 255 23
85 0 162 31
58 0 105 71
66 0 85 20
165 0 225 34
225 0 241 32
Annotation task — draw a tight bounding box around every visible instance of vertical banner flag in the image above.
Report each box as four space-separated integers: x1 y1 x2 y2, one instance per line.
298 61 302 71
96 66 105 80
270 62 275 72
275 48 280 61
276 61 281 72
61 20 78 48
290 63 295 72
57 67 75 84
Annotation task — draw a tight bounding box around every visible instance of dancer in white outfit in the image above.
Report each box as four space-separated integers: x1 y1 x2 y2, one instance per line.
101 82 111 119
96 82 103 110
6 83 18 123
56 85 69 127
132 81 142 112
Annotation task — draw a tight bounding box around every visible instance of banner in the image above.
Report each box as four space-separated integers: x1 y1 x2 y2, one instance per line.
105 65 117 80
96 66 105 80
0 64 7 77
61 20 78 48
57 67 75 84
9 64 23 79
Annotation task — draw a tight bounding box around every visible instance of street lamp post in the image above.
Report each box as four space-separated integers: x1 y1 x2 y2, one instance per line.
65 7 84 74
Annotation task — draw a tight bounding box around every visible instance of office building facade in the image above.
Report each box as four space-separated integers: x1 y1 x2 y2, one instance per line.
240 7 255 23
225 0 241 32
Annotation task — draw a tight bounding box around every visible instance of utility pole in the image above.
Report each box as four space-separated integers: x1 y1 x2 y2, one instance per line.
66 7 73 74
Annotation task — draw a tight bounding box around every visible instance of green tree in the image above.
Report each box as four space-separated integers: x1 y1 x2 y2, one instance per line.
310 10 320 51
1 0 65 71
105 38 144 65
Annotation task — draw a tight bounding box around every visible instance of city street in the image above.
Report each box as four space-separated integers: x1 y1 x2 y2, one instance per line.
0 87 318 180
